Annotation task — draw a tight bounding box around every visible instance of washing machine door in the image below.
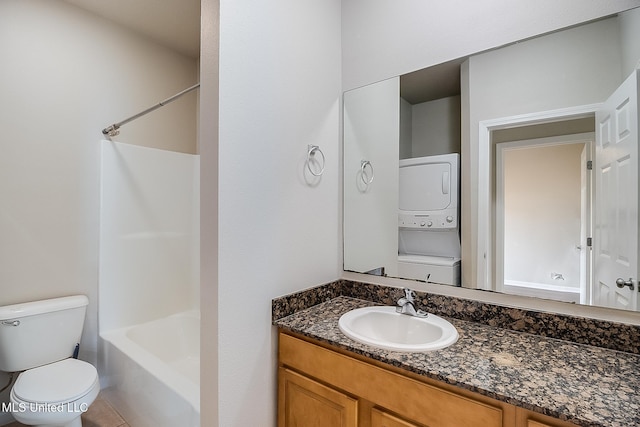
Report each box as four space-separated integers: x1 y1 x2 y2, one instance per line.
399 161 452 211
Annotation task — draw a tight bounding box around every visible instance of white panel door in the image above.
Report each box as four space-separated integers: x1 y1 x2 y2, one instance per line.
593 70 639 311
343 77 399 276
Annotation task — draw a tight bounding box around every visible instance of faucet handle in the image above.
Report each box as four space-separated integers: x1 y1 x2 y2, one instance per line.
415 308 429 317
397 288 429 317
403 288 416 302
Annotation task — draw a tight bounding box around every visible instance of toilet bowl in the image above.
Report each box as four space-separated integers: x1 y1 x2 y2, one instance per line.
9 359 100 427
0 295 100 427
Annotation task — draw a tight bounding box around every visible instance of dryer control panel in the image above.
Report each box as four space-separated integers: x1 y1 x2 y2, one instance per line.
398 210 458 229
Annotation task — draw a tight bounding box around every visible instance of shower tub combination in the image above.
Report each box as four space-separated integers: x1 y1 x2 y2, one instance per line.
99 141 200 427
100 310 200 427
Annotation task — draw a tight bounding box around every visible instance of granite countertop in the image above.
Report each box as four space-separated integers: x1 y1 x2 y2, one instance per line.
274 296 640 427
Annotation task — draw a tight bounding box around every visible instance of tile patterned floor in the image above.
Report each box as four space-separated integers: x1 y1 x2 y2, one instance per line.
4 395 129 427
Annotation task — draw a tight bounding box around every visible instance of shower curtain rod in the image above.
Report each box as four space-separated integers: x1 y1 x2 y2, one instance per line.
102 83 200 137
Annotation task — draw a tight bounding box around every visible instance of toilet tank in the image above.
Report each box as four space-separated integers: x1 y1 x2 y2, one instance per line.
0 295 88 372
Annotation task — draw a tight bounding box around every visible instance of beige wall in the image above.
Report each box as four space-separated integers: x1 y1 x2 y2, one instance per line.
0 0 197 415
502 143 584 287
198 1 220 426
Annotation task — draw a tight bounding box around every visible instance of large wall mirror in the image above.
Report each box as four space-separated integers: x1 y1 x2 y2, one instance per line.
343 7 640 313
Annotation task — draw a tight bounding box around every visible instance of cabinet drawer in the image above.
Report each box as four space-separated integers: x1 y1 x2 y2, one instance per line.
279 333 506 427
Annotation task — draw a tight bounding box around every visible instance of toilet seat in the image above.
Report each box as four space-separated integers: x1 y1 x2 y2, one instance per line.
12 358 99 404
10 358 100 427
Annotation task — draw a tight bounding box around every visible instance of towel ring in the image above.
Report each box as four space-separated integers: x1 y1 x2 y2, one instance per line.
360 160 374 185
307 145 325 177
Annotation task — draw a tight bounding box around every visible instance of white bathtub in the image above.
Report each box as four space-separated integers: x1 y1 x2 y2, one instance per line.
100 310 200 427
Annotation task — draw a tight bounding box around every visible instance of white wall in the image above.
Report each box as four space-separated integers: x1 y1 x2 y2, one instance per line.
0 0 197 415
620 6 640 77
206 0 342 425
341 0 640 91
467 17 623 120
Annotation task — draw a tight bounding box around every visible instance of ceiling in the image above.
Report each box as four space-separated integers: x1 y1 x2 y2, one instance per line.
400 58 465 105
64 0 201 58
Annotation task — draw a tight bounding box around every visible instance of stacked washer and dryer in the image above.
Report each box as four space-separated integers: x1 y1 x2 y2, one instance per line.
397 153 461 286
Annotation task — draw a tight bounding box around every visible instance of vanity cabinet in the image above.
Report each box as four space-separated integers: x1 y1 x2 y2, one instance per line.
278 332 510 427
278 332 577 427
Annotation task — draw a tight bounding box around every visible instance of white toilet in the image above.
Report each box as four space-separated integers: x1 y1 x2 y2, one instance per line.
0 295 100 427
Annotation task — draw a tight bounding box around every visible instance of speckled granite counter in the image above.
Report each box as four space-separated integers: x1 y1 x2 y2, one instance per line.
273 295 640 427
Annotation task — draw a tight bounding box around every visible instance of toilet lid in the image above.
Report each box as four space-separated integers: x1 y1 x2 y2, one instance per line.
13 358 98 404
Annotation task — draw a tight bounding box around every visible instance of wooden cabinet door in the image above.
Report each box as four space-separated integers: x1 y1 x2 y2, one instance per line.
278 367 358 427
371 408 423 427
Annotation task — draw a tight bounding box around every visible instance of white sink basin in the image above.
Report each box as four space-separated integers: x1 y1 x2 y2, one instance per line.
338 306 458 352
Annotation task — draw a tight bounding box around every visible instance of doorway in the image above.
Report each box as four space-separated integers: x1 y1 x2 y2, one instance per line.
476 71 640 311
495 133 594 304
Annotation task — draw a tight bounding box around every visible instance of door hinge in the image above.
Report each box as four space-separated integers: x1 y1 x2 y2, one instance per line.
587 237 593 247
587 160 593 170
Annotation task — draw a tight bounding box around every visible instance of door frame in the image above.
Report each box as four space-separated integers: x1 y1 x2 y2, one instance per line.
476 103 602 291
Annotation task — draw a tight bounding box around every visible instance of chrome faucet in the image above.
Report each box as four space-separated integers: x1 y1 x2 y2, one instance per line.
396 288 428 317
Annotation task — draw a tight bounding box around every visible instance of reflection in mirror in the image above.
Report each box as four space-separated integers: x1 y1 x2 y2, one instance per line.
343 77 399 277
343 7 640 312
495 131 594 305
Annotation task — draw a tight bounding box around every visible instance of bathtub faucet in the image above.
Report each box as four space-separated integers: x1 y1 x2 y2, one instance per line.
396 288 428 318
